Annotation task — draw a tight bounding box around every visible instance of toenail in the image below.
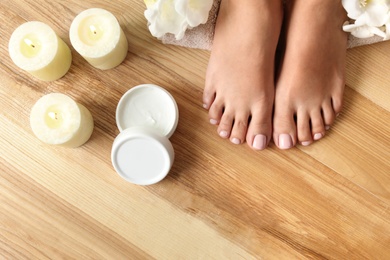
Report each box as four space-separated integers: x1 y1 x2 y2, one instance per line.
325 125 331 130
219 130 228 138
253 135 266 150
301 141 312 146
314 133 323 140
279 134 293 149
210 119 218 125
231 138 241 145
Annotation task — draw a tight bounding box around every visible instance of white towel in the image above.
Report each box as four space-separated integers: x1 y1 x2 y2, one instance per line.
161 0 385 50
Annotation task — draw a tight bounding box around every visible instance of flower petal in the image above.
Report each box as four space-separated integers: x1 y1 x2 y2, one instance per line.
342 0 363 20
347 24 386 39
364 2 389 26
144 0 189 40
144 0 158 9
175 0 213 27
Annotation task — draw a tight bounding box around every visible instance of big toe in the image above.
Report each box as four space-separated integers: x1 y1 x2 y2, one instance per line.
246 109 272 151
273 109 297 150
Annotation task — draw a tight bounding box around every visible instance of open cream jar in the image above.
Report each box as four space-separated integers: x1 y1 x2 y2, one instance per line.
111 84 179 185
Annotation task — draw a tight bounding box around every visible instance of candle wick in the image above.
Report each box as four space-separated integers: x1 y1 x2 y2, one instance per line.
24 38 35 48
48 112 58 120
90 25 98 35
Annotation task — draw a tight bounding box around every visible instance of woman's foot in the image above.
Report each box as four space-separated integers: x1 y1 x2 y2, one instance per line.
273 0 348 149
203 0 283 150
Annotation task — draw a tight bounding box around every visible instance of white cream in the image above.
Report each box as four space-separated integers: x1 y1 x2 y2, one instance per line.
116 84 178 138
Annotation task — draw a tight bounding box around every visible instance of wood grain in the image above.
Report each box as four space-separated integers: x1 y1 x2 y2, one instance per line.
1 0 389 258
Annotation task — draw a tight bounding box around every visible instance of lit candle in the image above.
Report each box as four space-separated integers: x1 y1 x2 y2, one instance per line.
30 93 94 148
70 8 128 70
8 21 72 81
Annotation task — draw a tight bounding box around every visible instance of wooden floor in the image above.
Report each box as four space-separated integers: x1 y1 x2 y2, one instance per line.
1 0 389 259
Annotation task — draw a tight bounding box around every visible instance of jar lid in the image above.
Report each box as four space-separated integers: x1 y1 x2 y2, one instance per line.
111 127 174 185
116 84 179 138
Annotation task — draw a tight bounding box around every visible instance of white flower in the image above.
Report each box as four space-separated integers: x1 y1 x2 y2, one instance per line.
342 0 390 39
145 0 188 40
175 0 213 27
343 0 389 26
144 0 213 40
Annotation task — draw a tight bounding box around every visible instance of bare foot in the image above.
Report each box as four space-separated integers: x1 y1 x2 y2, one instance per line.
273 0 348 149
203 0 283 150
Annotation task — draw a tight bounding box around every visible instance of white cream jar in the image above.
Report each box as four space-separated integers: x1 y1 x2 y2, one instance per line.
111 84 179 185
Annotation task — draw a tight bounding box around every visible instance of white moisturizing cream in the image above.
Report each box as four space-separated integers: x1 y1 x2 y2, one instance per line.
116 84 178 138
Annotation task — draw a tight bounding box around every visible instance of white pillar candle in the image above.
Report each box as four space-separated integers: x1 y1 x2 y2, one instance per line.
70 8 128 70
8 21 72 81
30 93 94 148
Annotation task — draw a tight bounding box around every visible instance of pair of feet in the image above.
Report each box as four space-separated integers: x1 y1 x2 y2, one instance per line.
203 0 348 150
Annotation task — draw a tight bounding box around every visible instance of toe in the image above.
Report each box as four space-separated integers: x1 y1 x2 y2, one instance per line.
310 109 325 141
246 108 272 150
203 82 216 110
252 134 267 150
332 95 343 116
297 111 313 146
273 108 297 149
322 100 336 128
229 112 250 145
208 98 224 125
217 108 234 139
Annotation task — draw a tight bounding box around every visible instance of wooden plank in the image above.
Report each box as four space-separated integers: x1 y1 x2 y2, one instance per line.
1 0 389 258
